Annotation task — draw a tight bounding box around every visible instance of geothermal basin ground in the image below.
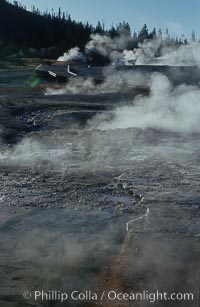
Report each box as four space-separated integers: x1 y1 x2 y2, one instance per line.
0 67 199 307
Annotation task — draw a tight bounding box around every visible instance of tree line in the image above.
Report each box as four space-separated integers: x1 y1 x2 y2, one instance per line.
0 0 196 58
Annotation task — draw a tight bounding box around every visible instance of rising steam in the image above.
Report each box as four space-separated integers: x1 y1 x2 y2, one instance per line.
58 47 86 62
88 73 200 133
58 32 200 66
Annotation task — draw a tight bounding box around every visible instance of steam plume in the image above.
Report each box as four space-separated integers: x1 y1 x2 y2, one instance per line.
89 73 200 133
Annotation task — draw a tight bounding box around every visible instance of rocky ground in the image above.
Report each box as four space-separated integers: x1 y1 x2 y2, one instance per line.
0 69 199 307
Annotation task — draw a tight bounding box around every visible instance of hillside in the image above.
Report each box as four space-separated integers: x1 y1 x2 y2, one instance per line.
0 0 92 57
0 0 189 59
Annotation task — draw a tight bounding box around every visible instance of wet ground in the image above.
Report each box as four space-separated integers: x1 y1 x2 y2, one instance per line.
0 68 199 307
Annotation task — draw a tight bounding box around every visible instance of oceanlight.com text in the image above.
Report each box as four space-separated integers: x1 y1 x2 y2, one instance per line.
23 289 194 303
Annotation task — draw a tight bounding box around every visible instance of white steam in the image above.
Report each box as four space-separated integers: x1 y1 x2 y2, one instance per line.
89 73 200 133
158 42 200 66
126 40 200 66
122 40 200 66
58 33 132 64
0 138 46 165
58 33 200 67
86 33 131 57
45 68 149 95
58 47 86 62
123 38 162 65
85 34 161 65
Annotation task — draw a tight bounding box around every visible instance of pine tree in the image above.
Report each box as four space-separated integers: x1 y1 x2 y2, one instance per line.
58 7 61 20
138 24 148 42
191 29 196 42
148 27 157 39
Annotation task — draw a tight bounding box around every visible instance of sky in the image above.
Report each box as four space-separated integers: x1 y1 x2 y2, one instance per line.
16 0 200 39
